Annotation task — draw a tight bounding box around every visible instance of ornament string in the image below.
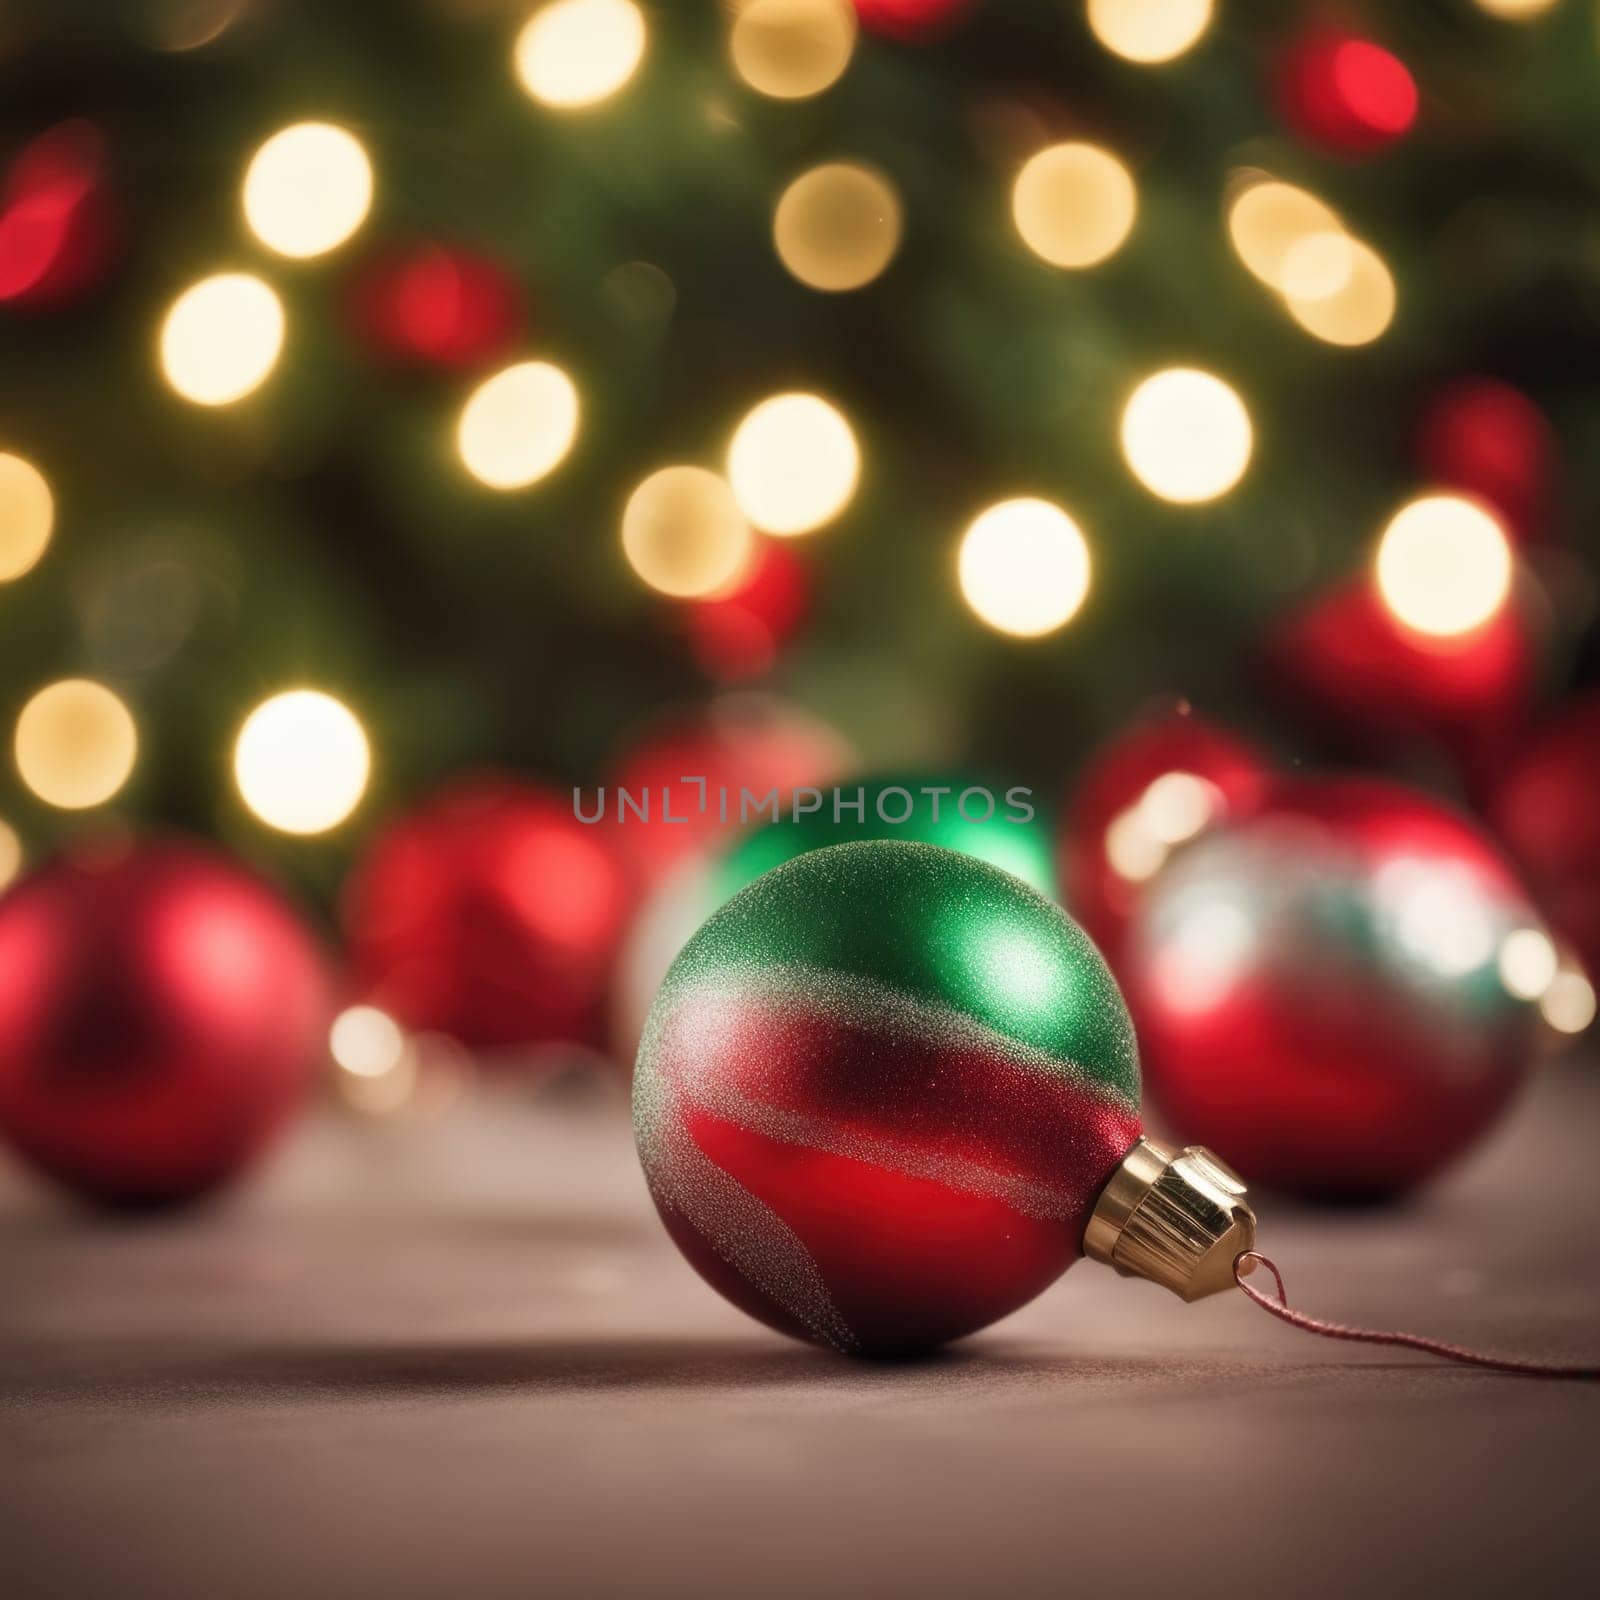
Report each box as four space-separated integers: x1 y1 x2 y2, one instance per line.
1233 1252 1598 1380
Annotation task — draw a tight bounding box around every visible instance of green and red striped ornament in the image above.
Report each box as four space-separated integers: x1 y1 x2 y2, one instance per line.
633 840 1142 1355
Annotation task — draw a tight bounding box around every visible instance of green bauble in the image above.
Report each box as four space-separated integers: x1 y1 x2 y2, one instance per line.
635 840 1142 1354
712 774 1056 904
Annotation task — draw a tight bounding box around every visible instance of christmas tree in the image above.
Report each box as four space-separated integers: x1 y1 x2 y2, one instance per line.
1 0 1596 912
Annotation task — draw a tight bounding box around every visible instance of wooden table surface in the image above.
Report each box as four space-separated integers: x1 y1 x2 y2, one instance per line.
4 1062 1597 1599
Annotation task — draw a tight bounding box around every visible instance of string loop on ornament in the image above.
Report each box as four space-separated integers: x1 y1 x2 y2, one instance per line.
1233 1251 1598 1381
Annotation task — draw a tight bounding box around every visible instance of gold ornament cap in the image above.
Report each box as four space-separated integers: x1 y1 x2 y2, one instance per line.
1083 1138 1256 1301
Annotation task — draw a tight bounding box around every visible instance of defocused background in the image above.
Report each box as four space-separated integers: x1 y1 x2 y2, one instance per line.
5 10 1600 1593
1 0 1599 1186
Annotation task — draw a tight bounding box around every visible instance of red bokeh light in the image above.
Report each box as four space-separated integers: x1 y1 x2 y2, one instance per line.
853 0 972 42
1415 378 1557 541
347 243 525 371
686 538 812 683
0 121 119 308
1276 33 1418 157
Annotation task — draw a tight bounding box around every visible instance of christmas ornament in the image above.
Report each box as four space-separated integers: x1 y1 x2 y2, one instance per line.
0 121 120 310
1062 711 1267 969
342 776 629 1058
605 694 853 889
614 774 1055 1067
346 242 525 371
853 0 971 42
634 840 1255 1354
1127 777 1546 1200
717 772 1055 902
684 537 811 683
1265 577 1534 783
1273 32 1418 158
1415 378 1556 542
1485 692 1600 987
0 836 330 1207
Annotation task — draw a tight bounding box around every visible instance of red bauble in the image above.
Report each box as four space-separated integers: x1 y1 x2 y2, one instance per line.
1486 693 1600 985
0 837 330 1207
605 695 853 890
685 538 811 683
853 0 972 42
1266 577 1535 783
1274 33 1418 157
347 243 525 371
0 121 120 310
343 777 630 1057
1128 778 1543 1200
1061 710 1268 969
1415 379 1556 542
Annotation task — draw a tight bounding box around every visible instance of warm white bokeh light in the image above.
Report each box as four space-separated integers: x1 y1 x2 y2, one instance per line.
1105 771 1221 885
622 466 753 597
1104 807 1167 884
0 452 54 582
1497 927 1560 1001
1279 230 1357 303
0 817 21 892
958 498 1092 638
514 0 647 109
726 392 860 535
773 162 903 292
1285 239 1396 345
1541 967 1596 1035
14 679 138 810
1011 143 1137 269
1227 179 1343 292
243 122 373 259
1141 771 1221 845
234 690 371 835
1375 494 1513 639
330 1006 408 1079
159 273 285 405
1087 0 1213 64
1472 0 1558 18
457 361 581 490
1121 368 1253 504
730 0 856 100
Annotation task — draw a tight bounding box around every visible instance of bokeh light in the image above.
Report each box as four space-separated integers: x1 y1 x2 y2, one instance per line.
159 273 285 405
456 360 581 490
234 689 371 835
1285 238 1395 345
330 1005 408 1079
14 679 137 810
622 466 753 597
0 452 54 582
243 122 373 259
1087 0 1213 64
1120 368 1253 504
1012 143 1137 269
774 162 903 291
514 0 647 109
726 392 860 535
1227 179 1342 292
1541 967 1597 1035
1329 40 1418 144
1105 771 1223 885
1280 231 1365 305
0 817 21 892
958 498 1091 638
1375 494 1512 639
730 0 856 100
1497 927 1559 1001
1472 0 1558 18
